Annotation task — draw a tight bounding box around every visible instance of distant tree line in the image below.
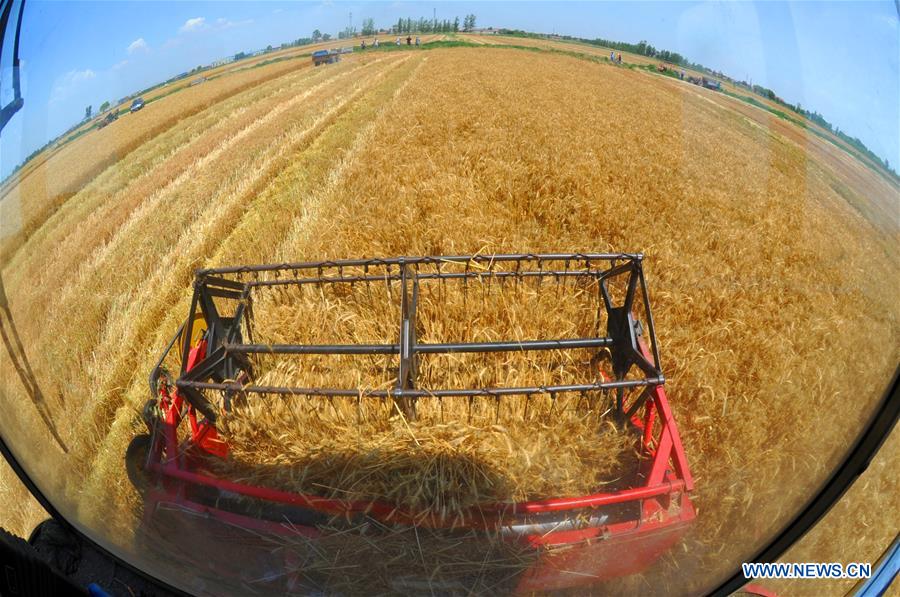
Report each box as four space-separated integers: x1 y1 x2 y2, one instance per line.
728 82 895 173
389 16 466 34
325 14 474 39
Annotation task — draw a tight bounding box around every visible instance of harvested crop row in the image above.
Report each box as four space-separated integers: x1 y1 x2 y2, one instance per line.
38 58 410 467
3 59 370 321
0 49 335 259
77 57 424 535
5 61 387 337
0 57 390 459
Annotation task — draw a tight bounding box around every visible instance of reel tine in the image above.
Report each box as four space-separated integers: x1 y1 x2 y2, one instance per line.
481 272 486 310
386 263 394 301
463 261 469 306
364 263 373 302
537 260 543 291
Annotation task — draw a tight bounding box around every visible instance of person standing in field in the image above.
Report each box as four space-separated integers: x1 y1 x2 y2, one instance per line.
406 35 412 45
374 38 379 47
617 53 622 64
361 40 366 50
610 51 615 61
415 36 420 46
396 37 401 45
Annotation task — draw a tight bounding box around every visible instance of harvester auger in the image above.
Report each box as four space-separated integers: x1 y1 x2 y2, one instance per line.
127 253 694 593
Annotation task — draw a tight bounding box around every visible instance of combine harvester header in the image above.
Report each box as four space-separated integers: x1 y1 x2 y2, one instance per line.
128 253 695 592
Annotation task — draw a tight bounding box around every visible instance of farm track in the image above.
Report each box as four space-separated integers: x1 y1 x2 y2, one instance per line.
0 46 897 594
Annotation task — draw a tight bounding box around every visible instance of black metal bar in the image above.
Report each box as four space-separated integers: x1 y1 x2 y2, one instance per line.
149 319 186 396
199 275 247 291
228 343 400 355
246 268 611 289
639 267 663 372
0 0 26 132
179 291 200 376
224 337 613 356
180 346 229 384
198 253 643 276
177 376 662 398
421 337 613 354
395 263 418 418
624 387 653 420
622 265 640 314
203 286 243 300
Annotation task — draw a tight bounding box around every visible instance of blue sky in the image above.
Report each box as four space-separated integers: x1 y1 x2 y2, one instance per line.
1 1 898 179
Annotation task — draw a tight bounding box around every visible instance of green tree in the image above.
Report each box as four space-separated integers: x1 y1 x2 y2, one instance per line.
361 18 375 35
322 32 331 40
99 101 110 113
453 16 459 32
84 105 92 120
312 29 322 41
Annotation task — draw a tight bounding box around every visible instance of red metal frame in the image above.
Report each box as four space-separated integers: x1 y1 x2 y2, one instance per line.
140 331 694 591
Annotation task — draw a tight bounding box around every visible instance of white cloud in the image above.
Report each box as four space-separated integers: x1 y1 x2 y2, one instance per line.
112 60 129 70
179 17 207 33
214 17 253 30
874 13 898 30
126 38 148 54
49 69 96 104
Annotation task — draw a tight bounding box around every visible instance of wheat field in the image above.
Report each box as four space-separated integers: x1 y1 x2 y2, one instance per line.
1 43 897 595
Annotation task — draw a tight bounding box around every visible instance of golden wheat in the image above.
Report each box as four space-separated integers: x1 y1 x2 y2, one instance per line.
0 46 896 594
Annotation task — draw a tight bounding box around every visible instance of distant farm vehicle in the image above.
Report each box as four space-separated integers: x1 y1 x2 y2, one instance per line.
189 77 207 87
312 49 341 66
130 97 145 112
686 76 721 91
96 111 118 129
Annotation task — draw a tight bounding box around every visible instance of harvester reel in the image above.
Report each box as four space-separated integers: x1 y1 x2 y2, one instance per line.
129 254 695 591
